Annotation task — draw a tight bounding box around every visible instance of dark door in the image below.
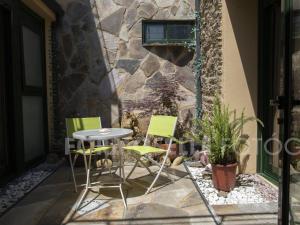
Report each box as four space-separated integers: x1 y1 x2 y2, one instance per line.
0 6 12 177
259 0 285 183
20 7 47 165
259 1 293 223
261 0 300 224
288 1 300 224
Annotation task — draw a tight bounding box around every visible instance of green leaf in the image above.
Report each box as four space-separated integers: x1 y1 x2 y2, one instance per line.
186 97 264 165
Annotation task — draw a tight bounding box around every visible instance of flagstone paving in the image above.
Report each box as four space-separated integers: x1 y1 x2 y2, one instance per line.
0 161 279 225
0 163 215 225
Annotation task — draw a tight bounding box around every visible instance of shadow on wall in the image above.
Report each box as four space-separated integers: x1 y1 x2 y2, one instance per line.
224 0 259 173
225 0 258 115
56 1 121 142
146 46 194 67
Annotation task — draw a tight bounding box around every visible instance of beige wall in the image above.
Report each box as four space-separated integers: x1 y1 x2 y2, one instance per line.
22 0 56 150
222 0 258 173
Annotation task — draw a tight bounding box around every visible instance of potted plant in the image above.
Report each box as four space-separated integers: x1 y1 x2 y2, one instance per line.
188 98 263 192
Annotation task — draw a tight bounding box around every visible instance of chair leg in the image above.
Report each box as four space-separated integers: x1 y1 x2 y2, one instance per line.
119 183 127 209
76 186 89 210
87 147 93 187
126 158 139 180
139 157 153 175
145 155 172 180
104 151 112 175
73 154 79 166
82 152 89 186
166 170 174 183
69 154 78 193
116 139 126 182
145 154 168 195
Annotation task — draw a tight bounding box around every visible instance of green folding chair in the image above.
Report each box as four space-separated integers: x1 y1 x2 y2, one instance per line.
123 115 177 194
65 117 112 192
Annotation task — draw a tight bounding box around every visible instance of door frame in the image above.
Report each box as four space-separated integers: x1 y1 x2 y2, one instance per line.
257 0 282 184
0 0 49 182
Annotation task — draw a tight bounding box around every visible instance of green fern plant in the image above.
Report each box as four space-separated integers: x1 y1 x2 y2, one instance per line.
187 98 263 165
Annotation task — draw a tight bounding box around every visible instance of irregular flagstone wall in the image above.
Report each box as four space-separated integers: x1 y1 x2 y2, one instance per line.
55 0 196 141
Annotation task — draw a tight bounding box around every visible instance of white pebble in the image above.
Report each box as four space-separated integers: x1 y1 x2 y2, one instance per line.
188 165 278 205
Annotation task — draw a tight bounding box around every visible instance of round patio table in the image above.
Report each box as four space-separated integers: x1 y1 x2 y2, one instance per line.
73 128 133 209
73 128 133 142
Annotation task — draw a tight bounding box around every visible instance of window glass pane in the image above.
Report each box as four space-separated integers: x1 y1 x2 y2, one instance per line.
145 24 165 42
22 26 43 87
22 96 45 162
167 24 193 40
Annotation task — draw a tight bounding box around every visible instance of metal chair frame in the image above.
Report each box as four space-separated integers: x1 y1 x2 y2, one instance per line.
125 115 177 194
65 117 111 193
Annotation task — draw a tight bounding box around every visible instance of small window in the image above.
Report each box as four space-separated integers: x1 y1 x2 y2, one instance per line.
146 24 165 41
142 20 194 46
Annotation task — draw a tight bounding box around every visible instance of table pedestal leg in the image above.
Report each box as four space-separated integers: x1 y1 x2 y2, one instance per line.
117 138 125 181
116 139 127 208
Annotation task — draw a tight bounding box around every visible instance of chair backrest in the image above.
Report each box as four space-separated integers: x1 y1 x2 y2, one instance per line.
147 115 177 138
65 117 102 138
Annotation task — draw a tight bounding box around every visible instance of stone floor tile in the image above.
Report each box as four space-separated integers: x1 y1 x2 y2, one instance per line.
125 203 189 219
37 190 80 225
221 214 277 225
182 204 213 216
178 191 205 208
0 200 56 225
0 164 213 225
213 203 277 215
151 187 191 207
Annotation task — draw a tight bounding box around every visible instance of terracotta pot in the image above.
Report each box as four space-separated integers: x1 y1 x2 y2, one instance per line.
212 163 238 192
160 143 179 161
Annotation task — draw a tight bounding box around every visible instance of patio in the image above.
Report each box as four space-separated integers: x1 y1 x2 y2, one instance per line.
0 161 278 225
0 163 214 225
1 0 300 224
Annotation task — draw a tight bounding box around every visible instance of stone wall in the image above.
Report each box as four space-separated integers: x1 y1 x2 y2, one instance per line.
200 0 222 113
55 0 196 145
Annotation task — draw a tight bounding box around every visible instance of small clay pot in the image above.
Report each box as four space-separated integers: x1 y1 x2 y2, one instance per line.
212 163 238 192
160 143 179 161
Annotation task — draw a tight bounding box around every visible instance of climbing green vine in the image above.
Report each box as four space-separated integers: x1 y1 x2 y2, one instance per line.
184 9 202 119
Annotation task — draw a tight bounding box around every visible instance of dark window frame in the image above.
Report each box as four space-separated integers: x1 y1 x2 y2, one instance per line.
142 20 195 46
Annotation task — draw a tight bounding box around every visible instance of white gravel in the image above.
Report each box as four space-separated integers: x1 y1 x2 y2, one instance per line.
188 166 278 205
